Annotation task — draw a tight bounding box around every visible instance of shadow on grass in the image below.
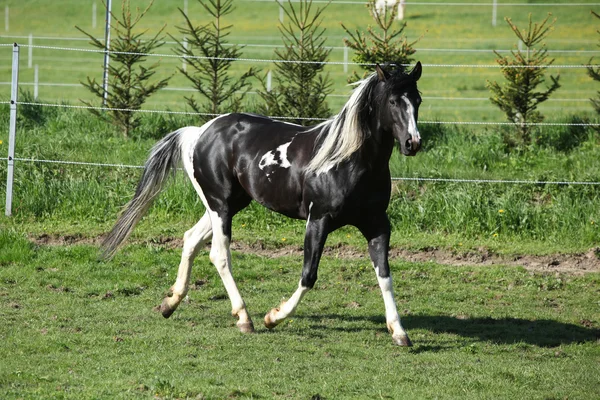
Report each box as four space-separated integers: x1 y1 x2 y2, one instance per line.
301 314 599 348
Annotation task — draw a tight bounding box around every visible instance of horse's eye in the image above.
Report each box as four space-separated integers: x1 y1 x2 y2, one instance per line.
389 99 396 106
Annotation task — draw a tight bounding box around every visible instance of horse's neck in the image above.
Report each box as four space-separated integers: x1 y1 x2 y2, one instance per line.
359 123 396 170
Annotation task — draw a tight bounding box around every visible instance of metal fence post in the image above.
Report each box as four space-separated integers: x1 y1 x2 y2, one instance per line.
5 43 19 217
102 0 112 106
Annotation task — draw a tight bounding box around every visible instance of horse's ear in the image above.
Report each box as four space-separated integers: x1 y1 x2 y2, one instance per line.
410 61 422 81
375 64 388 82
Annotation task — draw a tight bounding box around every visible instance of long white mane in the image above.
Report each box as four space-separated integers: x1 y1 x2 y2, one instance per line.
305 73 378 175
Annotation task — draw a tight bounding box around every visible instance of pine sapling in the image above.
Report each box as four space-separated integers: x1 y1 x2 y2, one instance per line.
171 0 257 121
342 0 421 83
487 13 560 145
76 0 170 137
257 0 333 126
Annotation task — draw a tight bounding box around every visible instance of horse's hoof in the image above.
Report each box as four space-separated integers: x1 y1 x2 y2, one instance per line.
160 298 177 319
393 334 413 347
238 321 255 333
264 309 280 330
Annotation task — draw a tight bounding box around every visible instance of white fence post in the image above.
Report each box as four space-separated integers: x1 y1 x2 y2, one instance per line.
267 70 272 92
93 2 97 29
5 43 20 217
279 4 284 24
28 33 33 68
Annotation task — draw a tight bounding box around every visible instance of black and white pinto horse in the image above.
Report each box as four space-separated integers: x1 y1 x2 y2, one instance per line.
102 62 423 346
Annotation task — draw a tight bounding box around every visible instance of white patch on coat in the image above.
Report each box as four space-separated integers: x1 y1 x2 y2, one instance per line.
306 201 314 228
179 114 230 176
258 141 293 171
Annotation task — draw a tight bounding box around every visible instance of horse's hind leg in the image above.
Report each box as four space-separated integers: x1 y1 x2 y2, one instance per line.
208 210 255 333
161 212 212 318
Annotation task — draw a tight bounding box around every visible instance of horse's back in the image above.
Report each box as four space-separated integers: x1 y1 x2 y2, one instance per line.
188 113 317 219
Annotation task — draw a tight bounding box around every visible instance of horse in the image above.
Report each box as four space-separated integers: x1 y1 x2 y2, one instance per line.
101 62 423 346
375 0 406 20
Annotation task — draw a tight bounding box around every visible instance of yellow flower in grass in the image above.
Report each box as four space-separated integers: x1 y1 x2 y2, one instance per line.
493 233 498 237
498 209 505 213
0 140 3 145
281 237 287 242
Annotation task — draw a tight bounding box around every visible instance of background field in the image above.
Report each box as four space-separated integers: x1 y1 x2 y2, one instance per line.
1 1 600 399
0 0 598 121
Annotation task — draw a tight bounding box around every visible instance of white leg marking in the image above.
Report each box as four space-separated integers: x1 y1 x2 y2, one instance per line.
172 214 212 298
375 266 409 342
265 280 310 328
209 211 252 329
161 213 213 316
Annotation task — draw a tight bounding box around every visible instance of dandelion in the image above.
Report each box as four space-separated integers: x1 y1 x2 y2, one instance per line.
493 233 498 237
0 140 3 145
281 238 287 242
346 234 351 238
458 243 463 246
241 223 247 228
498 209 505 213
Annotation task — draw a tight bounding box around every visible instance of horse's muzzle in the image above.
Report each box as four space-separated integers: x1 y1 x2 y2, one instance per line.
404 135 421 156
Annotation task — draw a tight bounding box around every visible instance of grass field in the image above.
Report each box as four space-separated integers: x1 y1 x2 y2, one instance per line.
1 231 599 399
0 0 598 121
1 1 600 399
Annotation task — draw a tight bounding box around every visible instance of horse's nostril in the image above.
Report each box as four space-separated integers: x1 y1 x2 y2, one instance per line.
405 138 412 150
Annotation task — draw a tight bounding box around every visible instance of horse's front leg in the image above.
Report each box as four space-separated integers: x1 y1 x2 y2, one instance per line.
360 215 412 346
264 217 330 329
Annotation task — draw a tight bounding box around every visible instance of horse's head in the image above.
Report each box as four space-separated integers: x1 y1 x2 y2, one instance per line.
375 62 423 156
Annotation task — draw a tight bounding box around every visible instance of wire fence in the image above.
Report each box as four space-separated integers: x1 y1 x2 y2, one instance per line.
3 34 600 54
3 30 600 217
7 43 597 69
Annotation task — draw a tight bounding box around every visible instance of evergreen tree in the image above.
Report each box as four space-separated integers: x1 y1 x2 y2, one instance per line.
487 14 560 145
76 0 170 137
342 0 420 83
257 0 332 126
171 0 257 122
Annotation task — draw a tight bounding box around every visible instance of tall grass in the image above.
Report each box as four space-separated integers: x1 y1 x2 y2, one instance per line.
1 106 599 251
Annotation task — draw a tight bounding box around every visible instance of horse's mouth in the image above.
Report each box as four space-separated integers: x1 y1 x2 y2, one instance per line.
403 135 421 156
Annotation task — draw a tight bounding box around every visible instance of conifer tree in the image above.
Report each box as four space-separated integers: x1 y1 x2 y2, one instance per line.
171 0 257 121
76 0 170 137
257 0 332 126
487 14 560 145
342 0 420 83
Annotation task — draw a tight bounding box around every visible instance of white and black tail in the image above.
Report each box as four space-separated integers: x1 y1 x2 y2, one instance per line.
101 129 183 259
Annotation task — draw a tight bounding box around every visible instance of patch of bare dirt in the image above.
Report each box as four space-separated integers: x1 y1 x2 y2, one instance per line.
30 233 600 275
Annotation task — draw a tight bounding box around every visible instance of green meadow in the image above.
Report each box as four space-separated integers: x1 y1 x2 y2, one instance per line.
1 1 600 399
0 0 597 120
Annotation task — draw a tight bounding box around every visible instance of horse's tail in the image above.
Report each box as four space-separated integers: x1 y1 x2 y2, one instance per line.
101 129 183 259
